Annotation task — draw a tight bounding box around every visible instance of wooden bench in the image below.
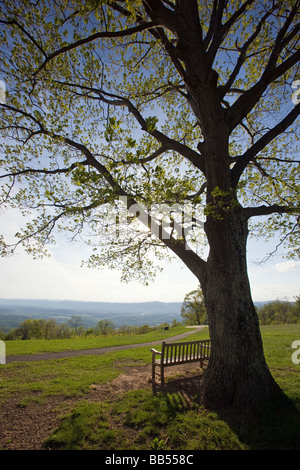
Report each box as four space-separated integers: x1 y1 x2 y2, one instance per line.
151 339 211 386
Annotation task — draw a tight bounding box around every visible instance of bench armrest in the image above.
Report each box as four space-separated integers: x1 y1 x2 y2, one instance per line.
150 348 161 355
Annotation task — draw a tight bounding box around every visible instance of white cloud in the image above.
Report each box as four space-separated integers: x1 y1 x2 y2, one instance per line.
275 260 300 272
0 241 197 302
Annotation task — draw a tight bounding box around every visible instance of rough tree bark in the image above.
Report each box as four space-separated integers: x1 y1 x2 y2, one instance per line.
177 114 281 410
201 206 281 410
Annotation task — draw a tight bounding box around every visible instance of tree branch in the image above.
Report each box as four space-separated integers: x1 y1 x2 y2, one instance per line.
2 211 67 255
61 84 205 173
34 21 156 76
255 156 300 164
0 102 126 195
206 0 255 64
228 2 300 131
262 1 299 76
122 145 169 164
245 204 300 219
203 0 222 51
231 102 300 186
257 222 299 263
218 6 277 98
0 18 47 58
0 103 45 130
0 161 89 180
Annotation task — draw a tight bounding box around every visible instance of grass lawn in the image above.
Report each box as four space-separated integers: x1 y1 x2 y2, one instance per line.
4 325 191 356
0 324 299 450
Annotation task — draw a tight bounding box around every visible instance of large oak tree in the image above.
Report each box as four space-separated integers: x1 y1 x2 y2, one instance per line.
0 0 299 410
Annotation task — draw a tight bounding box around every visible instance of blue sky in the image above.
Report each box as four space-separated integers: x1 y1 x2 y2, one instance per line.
0 208 299 303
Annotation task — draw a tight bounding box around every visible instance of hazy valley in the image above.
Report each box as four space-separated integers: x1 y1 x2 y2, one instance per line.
0 298 271 331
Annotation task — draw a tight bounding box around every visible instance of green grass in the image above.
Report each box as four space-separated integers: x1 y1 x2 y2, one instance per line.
45 390 244 450
43 401 115 450
1 324 300 450
0 348 152 400
260 324 300 410
5 325 190 356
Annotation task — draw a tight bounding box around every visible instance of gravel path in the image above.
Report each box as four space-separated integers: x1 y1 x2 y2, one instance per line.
6 327 205 363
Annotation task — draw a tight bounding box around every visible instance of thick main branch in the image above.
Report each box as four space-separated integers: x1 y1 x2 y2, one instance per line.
245 204 300 219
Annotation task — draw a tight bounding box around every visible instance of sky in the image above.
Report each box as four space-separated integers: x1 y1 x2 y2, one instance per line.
0 207 299 304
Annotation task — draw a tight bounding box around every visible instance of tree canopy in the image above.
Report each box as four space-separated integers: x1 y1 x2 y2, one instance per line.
257 298 300 324
0 0 299 280
181 286 207 325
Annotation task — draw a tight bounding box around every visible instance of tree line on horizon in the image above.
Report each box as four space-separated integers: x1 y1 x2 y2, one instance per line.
0 315 181 341
180 288 300 326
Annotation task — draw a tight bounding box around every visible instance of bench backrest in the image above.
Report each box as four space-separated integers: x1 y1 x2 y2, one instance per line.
161 339 211 365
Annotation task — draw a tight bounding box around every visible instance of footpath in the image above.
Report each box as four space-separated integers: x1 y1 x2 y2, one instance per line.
6 326 206 363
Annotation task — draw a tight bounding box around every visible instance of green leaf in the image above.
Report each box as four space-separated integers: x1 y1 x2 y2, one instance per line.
145 116 158 133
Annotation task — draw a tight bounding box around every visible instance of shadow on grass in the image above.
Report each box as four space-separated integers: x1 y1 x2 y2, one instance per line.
153 372 300 450
217 393 300 450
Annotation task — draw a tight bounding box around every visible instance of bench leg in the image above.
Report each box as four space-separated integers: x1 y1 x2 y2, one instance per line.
152 362 156 383
160 365 164 387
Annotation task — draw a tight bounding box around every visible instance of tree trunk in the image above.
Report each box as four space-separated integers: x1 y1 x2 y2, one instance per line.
200 205 281 411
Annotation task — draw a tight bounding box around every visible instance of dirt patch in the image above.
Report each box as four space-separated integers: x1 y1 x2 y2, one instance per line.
0 362 203 450
87 364 153 401
0 395 68 450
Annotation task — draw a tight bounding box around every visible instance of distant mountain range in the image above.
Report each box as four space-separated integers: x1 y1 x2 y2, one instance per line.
0 298 272 331
0 298 183 330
